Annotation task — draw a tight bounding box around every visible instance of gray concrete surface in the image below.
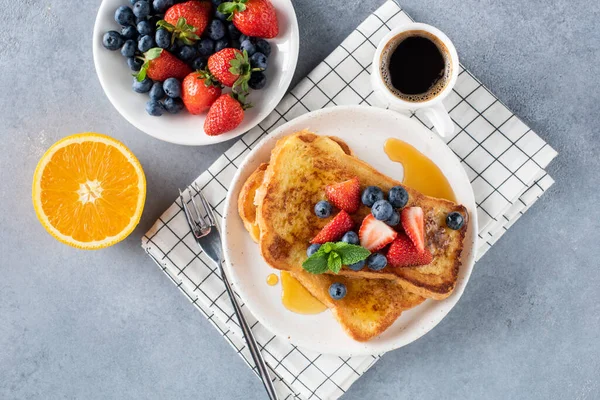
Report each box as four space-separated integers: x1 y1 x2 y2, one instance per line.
1 0 599 399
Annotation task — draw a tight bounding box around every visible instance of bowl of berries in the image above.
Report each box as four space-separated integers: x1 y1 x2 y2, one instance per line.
93 0 299 145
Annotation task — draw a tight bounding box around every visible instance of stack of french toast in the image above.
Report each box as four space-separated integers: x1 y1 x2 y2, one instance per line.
238 131 468 342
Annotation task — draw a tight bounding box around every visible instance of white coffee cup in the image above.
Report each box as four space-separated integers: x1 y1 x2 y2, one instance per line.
371 23 459 137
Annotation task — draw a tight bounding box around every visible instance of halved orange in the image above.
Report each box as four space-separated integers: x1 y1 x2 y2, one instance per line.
32 133 146 249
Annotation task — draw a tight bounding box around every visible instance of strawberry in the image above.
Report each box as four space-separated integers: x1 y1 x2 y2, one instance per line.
204 94 247 136
358 214 398 251
136 48 192 82
208 48 256 91
218 0 279 39
401 207 426 252
325 177 360 214
182 71 222 115
386 234 433 268
159 1 212 42
311 210 354 244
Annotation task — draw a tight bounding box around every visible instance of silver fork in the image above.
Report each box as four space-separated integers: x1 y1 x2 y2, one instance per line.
180 184 278 400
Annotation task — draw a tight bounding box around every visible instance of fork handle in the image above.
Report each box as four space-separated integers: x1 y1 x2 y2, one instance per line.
219 268 279 400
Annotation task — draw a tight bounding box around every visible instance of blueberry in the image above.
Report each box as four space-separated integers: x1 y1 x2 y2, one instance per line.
163 78 182 98
385 211 400 227
191 56 207 70
133 1 150 18
115 6 135 26
149 82 165 100
214 38 229 52
127 57 144 71
153 0 173 13
361 186 384 207
239 34 249 43
168 41 179 54
163 97 184 114
367 253 387 271
155 29 171 48
211 0 223 5
388 186 409 209
197 38 215 56
215 10 228 21
129 0 138 4
102 31 124 50
227 23 241 40
371 200 394 221
446 212 464 230
146 99 165 116
341 231 359 245
255 39 271 57
250 52 267 70
207 20 225 40
348 259 365 271
121 39 137 57
306 243 321 257
177 45 196 61
132 77 153 93
240 38 256 56
137 20 153 36
138 35 154 52
248 71 266 90
121 25 139 40
314 200 332 218
329 283 347 300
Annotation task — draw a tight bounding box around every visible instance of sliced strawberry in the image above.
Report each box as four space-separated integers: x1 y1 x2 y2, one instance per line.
401 207 425 252
358 214 398 251
325 177 360 213
386 234 433 267
311 210 354 244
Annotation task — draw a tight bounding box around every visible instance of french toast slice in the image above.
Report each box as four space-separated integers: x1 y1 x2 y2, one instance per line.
255 131 468 300
238 164 425 342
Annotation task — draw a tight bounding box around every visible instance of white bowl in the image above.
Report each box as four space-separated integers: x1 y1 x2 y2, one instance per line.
92 0 299 146
222 106 478 356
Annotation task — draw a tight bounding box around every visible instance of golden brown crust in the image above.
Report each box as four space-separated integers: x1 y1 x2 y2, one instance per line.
238 163 268 243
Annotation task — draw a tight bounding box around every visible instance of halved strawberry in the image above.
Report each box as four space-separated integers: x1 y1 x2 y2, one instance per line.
386 233 433 267
311 210 354 244
401 207 425 252
358 214 398 251
325 177 360 214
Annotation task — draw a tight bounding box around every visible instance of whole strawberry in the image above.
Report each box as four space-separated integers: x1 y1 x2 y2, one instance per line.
218 0 279 39
208 48 256 91
204 94 247 136
163 1 211 38
136 48 192 82
182 71 222 115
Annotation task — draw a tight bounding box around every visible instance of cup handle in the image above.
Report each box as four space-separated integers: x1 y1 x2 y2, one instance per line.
422 103 454 137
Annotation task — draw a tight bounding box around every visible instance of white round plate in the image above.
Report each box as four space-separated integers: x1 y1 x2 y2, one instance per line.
93 0 299 146
222 106 478 356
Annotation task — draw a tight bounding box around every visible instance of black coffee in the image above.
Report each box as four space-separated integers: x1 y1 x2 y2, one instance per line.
380 31 451 102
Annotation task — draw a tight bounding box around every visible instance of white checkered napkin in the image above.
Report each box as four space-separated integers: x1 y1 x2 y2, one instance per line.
141 2 557 399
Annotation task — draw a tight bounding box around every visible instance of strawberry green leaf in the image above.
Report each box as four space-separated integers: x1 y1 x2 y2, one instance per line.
135 61 149 81
157 20 175 31
302 252 329 274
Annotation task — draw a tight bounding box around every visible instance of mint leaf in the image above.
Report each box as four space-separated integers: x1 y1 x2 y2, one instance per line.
321 242 334 254
328 252 342 274
332 243 371 265
302 252 329 274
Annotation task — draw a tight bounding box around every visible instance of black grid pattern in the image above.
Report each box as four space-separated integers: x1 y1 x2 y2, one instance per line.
141 2 557 399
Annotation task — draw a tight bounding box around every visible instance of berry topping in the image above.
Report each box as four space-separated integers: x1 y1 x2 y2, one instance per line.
385 211 400 227
366 253 387 271
347 259 365 271
311 210 354 244
358 214 398 251
386 234 433 267
325 177 360 214
446 211 465 230
388 186 409 208
401 207 426 252
361 186 384 207
306 243 321 257
329 282 347 300
341 231 359 245
371 199 393 221
314 200 333 218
